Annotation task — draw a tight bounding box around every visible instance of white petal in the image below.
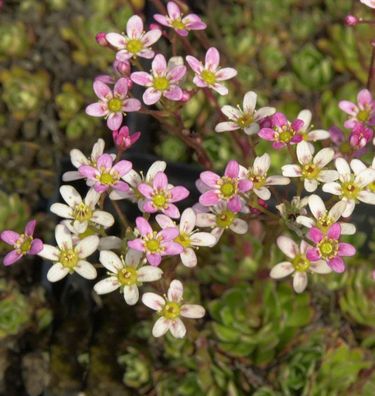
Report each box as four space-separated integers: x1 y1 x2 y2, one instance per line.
47 263 69 282
328 200 347 222
180 248 197 267
84 188 101 207
76 235 99 258
340 222 356 235
318 170 339 183
230 218 248 234
190 232 216 247
297 141 313 165
310 260 332 274
313 148 334 168
109 190 133 201
137 266 163 282
122 169 141 186
167 280 184 302
73 220 88 234
155 214 175 229
342 199 355 217
169 318 186 338
282 164 302 177
179 208 196 233
62 171 83 182
335 157 351 177
98 236 122 250
123 285 139 305
243 91 257 113
356 169 375 188
307 129 330 141
350 159 367 175
99 250 123 272
92 210 115 227
243 123 260 135
297 109 311 131
277 236 298 258
322 182 341 195
146 161 167 181
304 179 318 192
55 224 73 249
196 213 216 228
39 244 60 261
125 248 143 267
221 105 241 120
253 153 270 176
254 106 276 120
293 272 308 293
358 190 375 205
60 185 82 207
70 149 87 168
75 260 97 279
50 203 73 219
215 121 239 132
142 292 165 311
308 194 325 220
152 317 171 337
180 304 205 318
254 187 271 200
266 176 290 185
94 277 120 294
296 215 314 228
270 261 294 279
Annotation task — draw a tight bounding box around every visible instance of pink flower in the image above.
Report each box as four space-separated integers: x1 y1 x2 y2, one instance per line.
199 160 252 212
1 220 43 266
112 126 141 151
186 47 237 95
349 123 373 149
131 54 186 105
86 77 141 131
79 153 132 193
138 171 189 218
128 217 183 266
258 112 304 149
106 15 161 61
306 223 356 273
339 89 375 129
153 1 206 37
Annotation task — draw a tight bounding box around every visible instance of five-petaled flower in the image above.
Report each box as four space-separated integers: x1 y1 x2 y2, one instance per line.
1 220 43 266
306 223 356 273
186 47 237 95
94 249 163 305
106 15 162 61
79 153 132 194
215 91 276 135
131 54 186 105
142 279 205 338
199 160 252 212
270 236 331 293
153 1 206 36
339 89 375 129
86 77 141 131
128 217 182 266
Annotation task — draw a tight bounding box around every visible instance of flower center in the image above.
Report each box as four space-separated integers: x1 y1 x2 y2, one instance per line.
153 76 170 91
277 126 294 143
216 209 235 228
162 301 181 319
292 254 310 272
357 109 370 122
107 98 123 113
98 171 116 186
117 266 138 286
175 232 191 249
126 39 143 55
249 173 265 189
145 236 162 253
152 192 169 209
341 181 360 199
318 237 338 259
73 202 93 222
368 181 375 193
59 248 79 270
15 234 33 254
219 177 238 199
302 163 320 180
317 213 333 232
201 69 216 85
171 18 186 30
237 113 254 128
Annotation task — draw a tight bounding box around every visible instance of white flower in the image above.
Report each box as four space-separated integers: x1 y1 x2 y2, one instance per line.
38 224 99 282
322 158 375 217
239 153 290 200
215 91 275 135
195 203 248 243
282 141 338 192
297 109 330 142
109 160 166 207
270 236 331 293
297 194 356 235
142 279 205 338
50 186 114 233
156 208 216 267
94 250 162 305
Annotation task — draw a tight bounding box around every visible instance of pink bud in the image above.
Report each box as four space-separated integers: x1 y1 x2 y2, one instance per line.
344 15 359 26
113 126 141 151
96 32 109 47
149 23 162 31
180 90 191 102
113 60 131 76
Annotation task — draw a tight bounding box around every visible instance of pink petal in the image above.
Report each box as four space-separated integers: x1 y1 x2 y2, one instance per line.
153 172 168 190
114 78 128 98
224 160 239 178
131 71 153 86
357 89 372 107
113 181 129 192
106 32 126 48
306 247 321 261
200 171 220 188
167 1 181 19
163 204 180 218
227 196 241 212
258 128 275 141
79 165 97 180
1 230 20 245
238 179 252 192
143 87 162 105
211 83 228 95
143 200 158 213
127 238 145 252
159 227 179 241
199 190 219 206
205 47 220 70
328 256 345 273
153 14 169 27
142 29 162 46
86 102 107 117
152 54 167 75
29 239 43 255
97 154 113 170
291 119 304 132
167 65 186 83
3 250 22 266
307 227 323 244
186 55 203 73
94 183 109 193
338 243 356 257
123 98 141 112
327 223 341 240
339 100 358 116
93 80 112 101
126 15 143 39
163 86 183 101
112 160 132 177
138 183 154 198
136 217 153 236
146 253 162 266
215 67 237 81
170 186 189 202
107 113 123 131
25 220 36 236
163 241 183 255
272 112 287 127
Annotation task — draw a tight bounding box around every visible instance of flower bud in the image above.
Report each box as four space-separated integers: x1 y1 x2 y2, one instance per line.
112 126 141 151
96 32 109 47
344 15 359 26
113 60 131 76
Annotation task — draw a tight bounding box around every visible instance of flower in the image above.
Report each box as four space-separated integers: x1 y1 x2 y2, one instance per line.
258 112 304 149
153 1 206 36
360 0 375 9
79 153 132 194
240 153 290 200
186 47 237 95
1 220 43 266
215 91 275 135
281 141 338 192
306 223 356 273
128 217 182 266
276 196 309 236
196 202 248 242
50 186 114 233
62 138 109 182
138 171 189 218
109 160 167 205
156 208 216 267
85 77 141 131
297 194 356 235
349 122 373 149
112 125 141 151
131 54 186 105
106 15 162 61
94 250 162 305
270 236 331 293
295 109 330 142
322 158 375 217
339 89 375 128
199 160 252 212
38 224 99 282
142 279 205 338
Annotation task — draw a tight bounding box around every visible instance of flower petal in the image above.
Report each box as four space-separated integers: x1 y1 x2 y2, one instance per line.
47 263 69 282
1 230 20 245
75 260 97 279
277 236 298 258
270 261 294 279
167 279 183 302
142 292 165 311
99 250 123 272
169 318 186 338
180 304 205 318
293 272 308 293
94 277 120 294
152 317 171 337
137 266 163 282
124 284 139 305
